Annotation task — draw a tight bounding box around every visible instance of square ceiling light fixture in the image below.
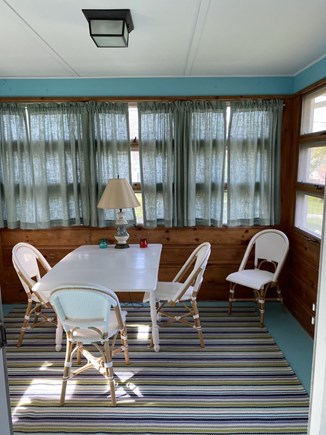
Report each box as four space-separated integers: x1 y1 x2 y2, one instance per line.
82 9 134 48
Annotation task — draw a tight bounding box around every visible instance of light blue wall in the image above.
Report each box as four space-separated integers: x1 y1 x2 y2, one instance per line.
294 56 326 93
0 58 325 97
0 76 293 97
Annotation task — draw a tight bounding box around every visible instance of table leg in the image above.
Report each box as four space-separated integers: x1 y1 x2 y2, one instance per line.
149 291 160 352
55 321 63 352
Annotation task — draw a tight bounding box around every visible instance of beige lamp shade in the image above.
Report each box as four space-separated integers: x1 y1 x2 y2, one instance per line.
97 178 140 210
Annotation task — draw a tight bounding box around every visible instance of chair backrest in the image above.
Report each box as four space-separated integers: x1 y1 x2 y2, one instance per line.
50 284 123 336
173 242 211 301
12 242 51 294
239 229 289 281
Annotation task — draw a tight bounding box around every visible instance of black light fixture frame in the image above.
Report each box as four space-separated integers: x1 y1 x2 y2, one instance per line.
82 9 134 48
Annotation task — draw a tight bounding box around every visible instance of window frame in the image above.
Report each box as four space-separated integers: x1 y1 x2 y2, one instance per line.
300 86 326 135
128 103 143 224
295 91 326 239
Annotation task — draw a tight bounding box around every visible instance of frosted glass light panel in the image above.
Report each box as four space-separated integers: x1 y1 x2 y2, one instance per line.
90 19 129 47
298 142 326 184
301 87 326 134
295 192 324 238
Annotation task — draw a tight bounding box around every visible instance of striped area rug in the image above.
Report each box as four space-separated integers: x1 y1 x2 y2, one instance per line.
5 304 309 434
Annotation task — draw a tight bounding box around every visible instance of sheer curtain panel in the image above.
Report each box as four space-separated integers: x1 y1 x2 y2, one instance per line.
0 102 132 229
91 102 134 227
138 102 175 227
0 104 29 228
138 100 227 227
227 99 283 226
183 100 226 227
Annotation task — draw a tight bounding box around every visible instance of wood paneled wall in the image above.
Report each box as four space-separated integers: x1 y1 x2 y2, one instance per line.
0 226 270 304
285 231 319 335
279 94 320 337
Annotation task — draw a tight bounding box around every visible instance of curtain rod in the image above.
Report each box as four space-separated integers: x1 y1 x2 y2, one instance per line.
0 95 291 104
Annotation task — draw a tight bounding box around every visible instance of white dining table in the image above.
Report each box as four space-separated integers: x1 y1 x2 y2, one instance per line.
33 244 162 352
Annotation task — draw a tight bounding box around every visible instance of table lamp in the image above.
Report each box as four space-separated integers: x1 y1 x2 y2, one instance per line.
97 177 140 249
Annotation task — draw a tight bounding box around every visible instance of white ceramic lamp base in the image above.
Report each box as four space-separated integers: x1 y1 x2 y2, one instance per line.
114 210 130 249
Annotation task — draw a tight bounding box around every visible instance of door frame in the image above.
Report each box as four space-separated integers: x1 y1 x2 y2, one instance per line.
308 200 326 432
0 288 13 435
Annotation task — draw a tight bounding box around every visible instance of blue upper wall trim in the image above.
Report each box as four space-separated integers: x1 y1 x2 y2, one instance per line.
0 76 293 98
294 56 326 93
0 58 325 98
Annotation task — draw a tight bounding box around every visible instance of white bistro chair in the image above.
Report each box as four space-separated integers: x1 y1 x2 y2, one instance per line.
146 242 211 348
226 229 289 327
12 242 56 347
50 284 129 406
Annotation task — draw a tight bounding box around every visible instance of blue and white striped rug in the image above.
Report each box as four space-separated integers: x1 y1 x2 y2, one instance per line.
5 304 309 434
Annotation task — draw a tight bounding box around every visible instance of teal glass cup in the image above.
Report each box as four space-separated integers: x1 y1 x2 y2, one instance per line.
99 238 108 249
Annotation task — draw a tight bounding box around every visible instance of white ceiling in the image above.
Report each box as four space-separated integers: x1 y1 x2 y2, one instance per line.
1 0 326 79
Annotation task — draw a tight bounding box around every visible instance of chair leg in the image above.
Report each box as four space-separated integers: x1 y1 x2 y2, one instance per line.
192 298 204 348
120 327 129 365
33 304 42 325
76 347 82 365
103 341 116 406
275 283 284 307
17 299 33 347
60 338 73 406
257 289 266 327
228 284 236 315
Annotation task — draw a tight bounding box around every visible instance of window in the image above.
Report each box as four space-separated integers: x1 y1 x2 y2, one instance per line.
0 102 132 229
295 192 324 237
298 142 326 185
301 87 326 134
137 99 282 227
295 87 326 238
128 103 143 224
0 99 282 230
